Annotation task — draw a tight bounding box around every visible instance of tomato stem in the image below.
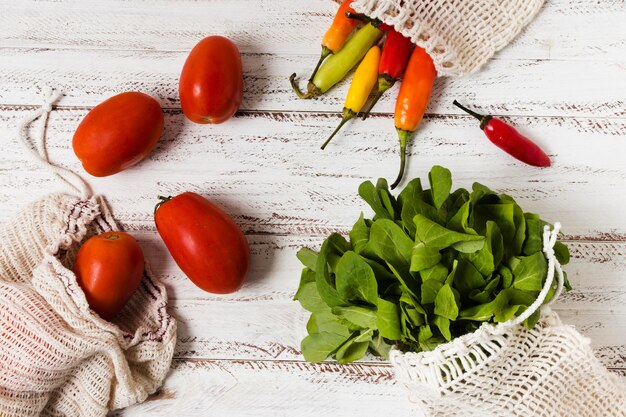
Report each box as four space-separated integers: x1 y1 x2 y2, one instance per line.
154 195 173 215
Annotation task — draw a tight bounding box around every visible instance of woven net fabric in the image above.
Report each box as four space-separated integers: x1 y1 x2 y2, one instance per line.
351 0 545 76
391 311 626 417
389 223 626 417
0 193 177 417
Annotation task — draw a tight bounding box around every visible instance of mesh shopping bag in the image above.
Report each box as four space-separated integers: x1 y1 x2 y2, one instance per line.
0 90 177 416
389 224 626 417
352 0 545 76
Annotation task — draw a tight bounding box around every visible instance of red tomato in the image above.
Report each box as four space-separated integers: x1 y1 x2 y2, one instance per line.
154 192 249 294
73 231 145 320
179 36 243 124
72 92 164 177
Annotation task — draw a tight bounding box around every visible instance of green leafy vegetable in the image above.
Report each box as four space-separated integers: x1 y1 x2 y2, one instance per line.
294 166 570 363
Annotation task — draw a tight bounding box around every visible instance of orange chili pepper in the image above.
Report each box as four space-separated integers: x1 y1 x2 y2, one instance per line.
310 0 360 82
392 46 436 189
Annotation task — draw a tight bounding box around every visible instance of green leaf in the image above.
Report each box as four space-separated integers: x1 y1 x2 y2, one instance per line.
414 214 484 251
429 166 452 209
512 252 548 291
454 260 486 295
335 251 378 306
439 188 470 224
301 332 350 363
296 248 319 271
295 270 329 313
335 331 372 363
554 241 570 265
400 291 426 327
462 221 503 277
349 213 371 255
523 214 544 255
410 242 442 272
315 234 350 307
377 178 398 220
499 265 514 288
418 324 433 342
402 198 441 238
420 263 448 283
369 219 414 272
512 202 526 256
434 283 459 320
358 180 394 220
472 203 516 250
397 178 423 208
306 311 351 336
376 298 402 340
421 279 443 305
433 315 452 341
332 306 378 329
369 333 393 358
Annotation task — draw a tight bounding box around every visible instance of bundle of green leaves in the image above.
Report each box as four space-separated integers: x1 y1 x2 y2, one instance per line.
294 166 571 364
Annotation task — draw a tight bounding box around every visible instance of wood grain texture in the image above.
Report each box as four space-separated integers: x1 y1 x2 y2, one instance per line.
1 108 624 238
0 48 625 118
0 0 625 414
110 359 415 417
0 0 624 62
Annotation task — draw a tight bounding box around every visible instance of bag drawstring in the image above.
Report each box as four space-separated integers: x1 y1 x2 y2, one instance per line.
498 222 564 331
16 87 91 200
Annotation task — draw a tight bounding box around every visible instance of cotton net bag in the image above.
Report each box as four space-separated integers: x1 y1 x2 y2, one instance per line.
0 90 177 416
351 0 545 76
389 223 626 417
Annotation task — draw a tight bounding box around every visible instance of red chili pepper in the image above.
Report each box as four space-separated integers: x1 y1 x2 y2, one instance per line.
361 29 412 120
453 101 551 167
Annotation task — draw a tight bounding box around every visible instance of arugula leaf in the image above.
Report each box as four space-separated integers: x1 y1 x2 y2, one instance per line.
421 279 444 305
349 213 371 255
369 219 414 273
295 167 572 364
376 297 402 340
512 252 548 291
315 234 350 307
433 315 452 341
294 269 328 313
301 332 351 363
358 180 394 220
454 260 486 295
306 310 351 335
296 248 319 271
434 283 459 320
414 214 484 251
332 306 378 328
335 251 378 306
397 178 423 209
335 330 372 363
429 166 453 209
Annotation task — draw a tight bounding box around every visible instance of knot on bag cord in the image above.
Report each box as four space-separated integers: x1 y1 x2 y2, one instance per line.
17 88 92 200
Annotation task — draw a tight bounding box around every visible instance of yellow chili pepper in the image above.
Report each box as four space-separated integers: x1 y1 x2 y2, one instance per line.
321 45 381 150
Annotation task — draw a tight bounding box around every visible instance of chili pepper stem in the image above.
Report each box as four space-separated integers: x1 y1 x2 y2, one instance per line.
289 73 321 99
321 108 356 150
309 46 332 83
452 100 492 129
361 75 395 120
391 129 410 189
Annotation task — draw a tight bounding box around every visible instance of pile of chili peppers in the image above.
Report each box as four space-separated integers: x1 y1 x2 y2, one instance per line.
291 0 551 189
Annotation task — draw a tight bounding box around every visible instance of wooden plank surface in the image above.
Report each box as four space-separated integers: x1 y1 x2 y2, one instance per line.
0 0 625 415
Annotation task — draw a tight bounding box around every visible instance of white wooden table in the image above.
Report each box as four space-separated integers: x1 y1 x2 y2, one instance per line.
1 1 625 415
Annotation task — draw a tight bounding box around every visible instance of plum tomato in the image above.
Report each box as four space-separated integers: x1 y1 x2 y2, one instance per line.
154 192 249 294
73 231 145 320
179 36 243 124
72 92 164 177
